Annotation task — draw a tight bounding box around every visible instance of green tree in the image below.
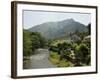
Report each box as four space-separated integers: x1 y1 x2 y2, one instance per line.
75 43 90 66
23 30 48 56
23 30 32 56
31 35 41 51
30 32 47 52
87 23 91 35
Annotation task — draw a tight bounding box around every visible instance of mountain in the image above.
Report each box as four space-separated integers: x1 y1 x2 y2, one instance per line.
28 19 88 39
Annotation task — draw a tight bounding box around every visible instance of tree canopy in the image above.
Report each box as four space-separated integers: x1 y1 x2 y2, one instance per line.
23 30 47 56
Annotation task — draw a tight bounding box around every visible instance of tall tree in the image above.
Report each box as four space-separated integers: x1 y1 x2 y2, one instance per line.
87 23 91 35
23 30 32 56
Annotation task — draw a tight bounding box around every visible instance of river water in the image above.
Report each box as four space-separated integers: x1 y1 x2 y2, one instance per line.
23 49 57 69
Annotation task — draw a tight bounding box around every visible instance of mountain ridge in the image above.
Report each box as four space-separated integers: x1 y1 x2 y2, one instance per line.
28 18 88 39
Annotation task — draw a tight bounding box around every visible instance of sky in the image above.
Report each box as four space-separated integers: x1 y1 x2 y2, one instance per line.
23 10 91 29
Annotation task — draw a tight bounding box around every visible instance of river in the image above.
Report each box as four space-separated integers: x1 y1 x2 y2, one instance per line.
23 49 57 69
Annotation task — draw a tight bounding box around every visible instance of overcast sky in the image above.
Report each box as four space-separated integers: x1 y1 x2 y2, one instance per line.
23 10 91 29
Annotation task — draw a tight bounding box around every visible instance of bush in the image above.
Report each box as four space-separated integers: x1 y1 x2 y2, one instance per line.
75 43 90 65
49 51 60 64
49 46 58 52
57 59 71 67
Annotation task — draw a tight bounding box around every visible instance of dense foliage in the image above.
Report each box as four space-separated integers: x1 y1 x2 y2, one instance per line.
23 30 47 56
23 30 32 56
49 39 90 67
49 26 91 67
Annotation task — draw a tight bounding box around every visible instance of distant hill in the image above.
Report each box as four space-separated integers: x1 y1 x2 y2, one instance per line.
28 19 88 39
